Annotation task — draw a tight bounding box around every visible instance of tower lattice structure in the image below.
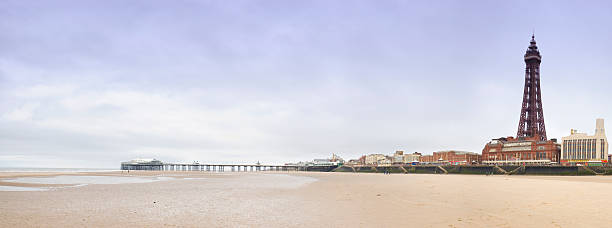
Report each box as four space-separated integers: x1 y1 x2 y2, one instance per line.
517 35 547 141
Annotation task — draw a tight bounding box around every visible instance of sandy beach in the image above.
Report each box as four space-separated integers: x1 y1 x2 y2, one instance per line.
1 171 612 227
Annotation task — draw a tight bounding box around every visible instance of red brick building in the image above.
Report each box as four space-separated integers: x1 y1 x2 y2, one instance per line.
420 155 435 163
419 151 481 165
482 134 561 165
434 151 481 165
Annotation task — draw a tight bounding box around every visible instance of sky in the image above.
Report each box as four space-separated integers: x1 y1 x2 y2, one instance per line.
1 0 612 168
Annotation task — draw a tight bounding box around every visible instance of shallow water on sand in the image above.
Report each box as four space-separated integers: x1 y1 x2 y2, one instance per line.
3 175 173 186
0 167 118 172
0 186 48 191
0 174 316 192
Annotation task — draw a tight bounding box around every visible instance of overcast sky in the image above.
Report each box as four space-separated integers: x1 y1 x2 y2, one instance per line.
1 0 611 168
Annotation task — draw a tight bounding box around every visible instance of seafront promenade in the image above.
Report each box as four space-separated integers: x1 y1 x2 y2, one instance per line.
335 164 612 175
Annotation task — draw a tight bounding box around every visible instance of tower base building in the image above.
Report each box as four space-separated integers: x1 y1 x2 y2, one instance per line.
482 135 560 165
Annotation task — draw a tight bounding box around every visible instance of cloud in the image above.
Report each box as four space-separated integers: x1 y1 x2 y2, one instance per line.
2 102 39 121
1 84 275 164
18 84 77 99
1 0 612 168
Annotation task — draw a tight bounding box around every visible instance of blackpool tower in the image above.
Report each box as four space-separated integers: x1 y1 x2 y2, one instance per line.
517 35 547 141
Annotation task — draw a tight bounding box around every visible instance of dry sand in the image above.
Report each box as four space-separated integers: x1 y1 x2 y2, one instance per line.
1 171 611 227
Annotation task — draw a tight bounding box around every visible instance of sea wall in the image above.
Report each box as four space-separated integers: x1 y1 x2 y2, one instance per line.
334 165 607 175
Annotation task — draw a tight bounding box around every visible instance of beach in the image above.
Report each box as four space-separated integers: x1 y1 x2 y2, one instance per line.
1 171 611 227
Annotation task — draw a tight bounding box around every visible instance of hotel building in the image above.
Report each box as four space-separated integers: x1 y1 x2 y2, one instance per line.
393 151 405 164
433 151 481 165
364 154 386 165
418 151 480 165
561 119 608 165
419 155 435 164
403 152 422 164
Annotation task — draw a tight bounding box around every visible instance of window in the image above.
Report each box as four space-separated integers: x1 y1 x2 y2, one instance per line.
592 139 596 159
581 139 585 159
587 141 591 159
603 139 606 160
569 140 572 159
563 141 567 158
572 140 576 159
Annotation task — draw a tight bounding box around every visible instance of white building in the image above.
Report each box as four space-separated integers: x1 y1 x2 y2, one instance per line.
393 151 404 164
123 158 162 165
403 152 422 163
561 119 609 164
378 157 393 166
365 154 386 165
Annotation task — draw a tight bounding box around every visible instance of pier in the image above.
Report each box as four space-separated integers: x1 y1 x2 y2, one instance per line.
120 160 338 172
121 163 300 172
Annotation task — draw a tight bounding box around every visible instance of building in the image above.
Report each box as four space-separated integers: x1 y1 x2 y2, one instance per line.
561 119 608 165
365 154 386 165
121 158 163 170
379 156 393 166
403 152 422 164
419 155 435 164
482 136 560 165
393 151 404 164
345 159 361 166
482 35 561 165
346 155 365 166
313 159 333 165
432 151 481 165
290 154 346 167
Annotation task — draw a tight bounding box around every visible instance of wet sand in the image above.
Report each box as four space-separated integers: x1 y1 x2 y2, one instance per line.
1 171 611 227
